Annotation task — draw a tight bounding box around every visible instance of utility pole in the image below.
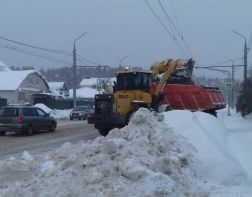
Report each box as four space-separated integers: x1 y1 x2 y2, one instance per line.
232 30 248 92
73 43 77 110
244 39 248 91
73 32 87 110
224 57 235 108
232 62 235 108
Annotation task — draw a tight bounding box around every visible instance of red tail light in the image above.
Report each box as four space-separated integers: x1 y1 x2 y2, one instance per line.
18 115 23 124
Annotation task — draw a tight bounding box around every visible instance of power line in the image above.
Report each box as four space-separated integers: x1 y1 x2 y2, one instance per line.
143 0 188 57
157 0 182 39
144 0 174 39
0 44 71 66
0 35 72 56
76 54 103 66
167 0 183 36
201 57 243 67
158 0 194 58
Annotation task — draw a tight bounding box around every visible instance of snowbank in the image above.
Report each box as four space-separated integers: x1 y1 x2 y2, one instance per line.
163 110 247 186
0 109 208 197
34 103 71 119
1 108 252 196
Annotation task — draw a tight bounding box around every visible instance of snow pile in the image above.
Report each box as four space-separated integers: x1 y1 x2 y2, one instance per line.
163 110 247 186
34 103 71 119
34 103 52 113
0 109 208 197
218 109 252 183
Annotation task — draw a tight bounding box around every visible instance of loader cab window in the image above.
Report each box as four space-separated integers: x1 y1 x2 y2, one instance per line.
116 72 151 92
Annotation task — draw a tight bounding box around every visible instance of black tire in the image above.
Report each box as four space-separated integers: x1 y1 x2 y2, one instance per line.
49 123 56 132
98 128 110 136
70 118 73 120
0 131 6 136
26 125 33 135
128 110 137 122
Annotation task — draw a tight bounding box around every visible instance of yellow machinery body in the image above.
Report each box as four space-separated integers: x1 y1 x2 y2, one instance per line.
114 90 152 116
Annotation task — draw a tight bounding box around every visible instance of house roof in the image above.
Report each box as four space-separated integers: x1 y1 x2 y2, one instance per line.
0 70 48 90
48 82 65 90
80 77 116 86
0 59 11 71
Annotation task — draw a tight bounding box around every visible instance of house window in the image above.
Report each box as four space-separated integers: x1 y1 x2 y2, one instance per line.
18 91 26 101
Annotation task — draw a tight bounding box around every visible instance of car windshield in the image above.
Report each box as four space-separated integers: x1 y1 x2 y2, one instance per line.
0 108 19 117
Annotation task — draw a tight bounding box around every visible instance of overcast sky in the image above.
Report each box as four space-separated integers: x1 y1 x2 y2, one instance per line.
0 0 251 79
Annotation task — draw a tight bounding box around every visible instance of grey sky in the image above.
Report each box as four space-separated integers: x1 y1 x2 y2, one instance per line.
0 0 251 79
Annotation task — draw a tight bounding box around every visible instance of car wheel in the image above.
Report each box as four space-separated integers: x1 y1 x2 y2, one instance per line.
0 131 6 136
70 117 73 120
26 125 33 135
49 123 56 132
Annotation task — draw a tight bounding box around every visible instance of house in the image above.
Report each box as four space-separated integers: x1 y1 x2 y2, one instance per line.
0 70 49 104
48 82 69 98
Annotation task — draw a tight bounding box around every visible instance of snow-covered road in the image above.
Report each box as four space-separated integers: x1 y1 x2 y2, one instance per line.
0 120 98 159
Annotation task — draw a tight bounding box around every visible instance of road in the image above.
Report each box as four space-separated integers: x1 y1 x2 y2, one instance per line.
0 120 99 159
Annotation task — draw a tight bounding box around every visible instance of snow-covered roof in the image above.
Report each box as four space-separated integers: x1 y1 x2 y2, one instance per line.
69 87 101 98
48 82 65 90
0 59 11 71
80 77 116 87
79 78 98 86
0 70 48 90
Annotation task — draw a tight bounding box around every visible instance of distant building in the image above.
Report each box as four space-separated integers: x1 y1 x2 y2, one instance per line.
0 70 49 104
79 77 116 93
79 77 99 88
48 82 69 98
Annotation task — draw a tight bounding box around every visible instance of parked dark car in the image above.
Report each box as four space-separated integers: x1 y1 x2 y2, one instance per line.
69 106 91 120
0 106 57 135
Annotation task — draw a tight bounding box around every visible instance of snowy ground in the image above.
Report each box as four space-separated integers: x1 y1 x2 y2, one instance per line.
0 108 252 196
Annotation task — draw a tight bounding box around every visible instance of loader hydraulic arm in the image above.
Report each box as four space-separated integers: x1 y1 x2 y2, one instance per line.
151 59 189 96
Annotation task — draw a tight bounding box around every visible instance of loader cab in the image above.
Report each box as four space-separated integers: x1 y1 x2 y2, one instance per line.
115 71 152 92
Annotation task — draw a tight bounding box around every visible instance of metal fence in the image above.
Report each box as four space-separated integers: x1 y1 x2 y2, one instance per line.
0 98 7 107
32 94 94 110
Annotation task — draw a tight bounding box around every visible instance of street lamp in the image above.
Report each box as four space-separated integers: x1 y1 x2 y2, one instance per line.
73 32 87 110
119 55 129 67
231 30 248 92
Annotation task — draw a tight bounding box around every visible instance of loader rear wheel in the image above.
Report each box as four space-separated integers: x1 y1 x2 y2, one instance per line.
98 128 110 136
